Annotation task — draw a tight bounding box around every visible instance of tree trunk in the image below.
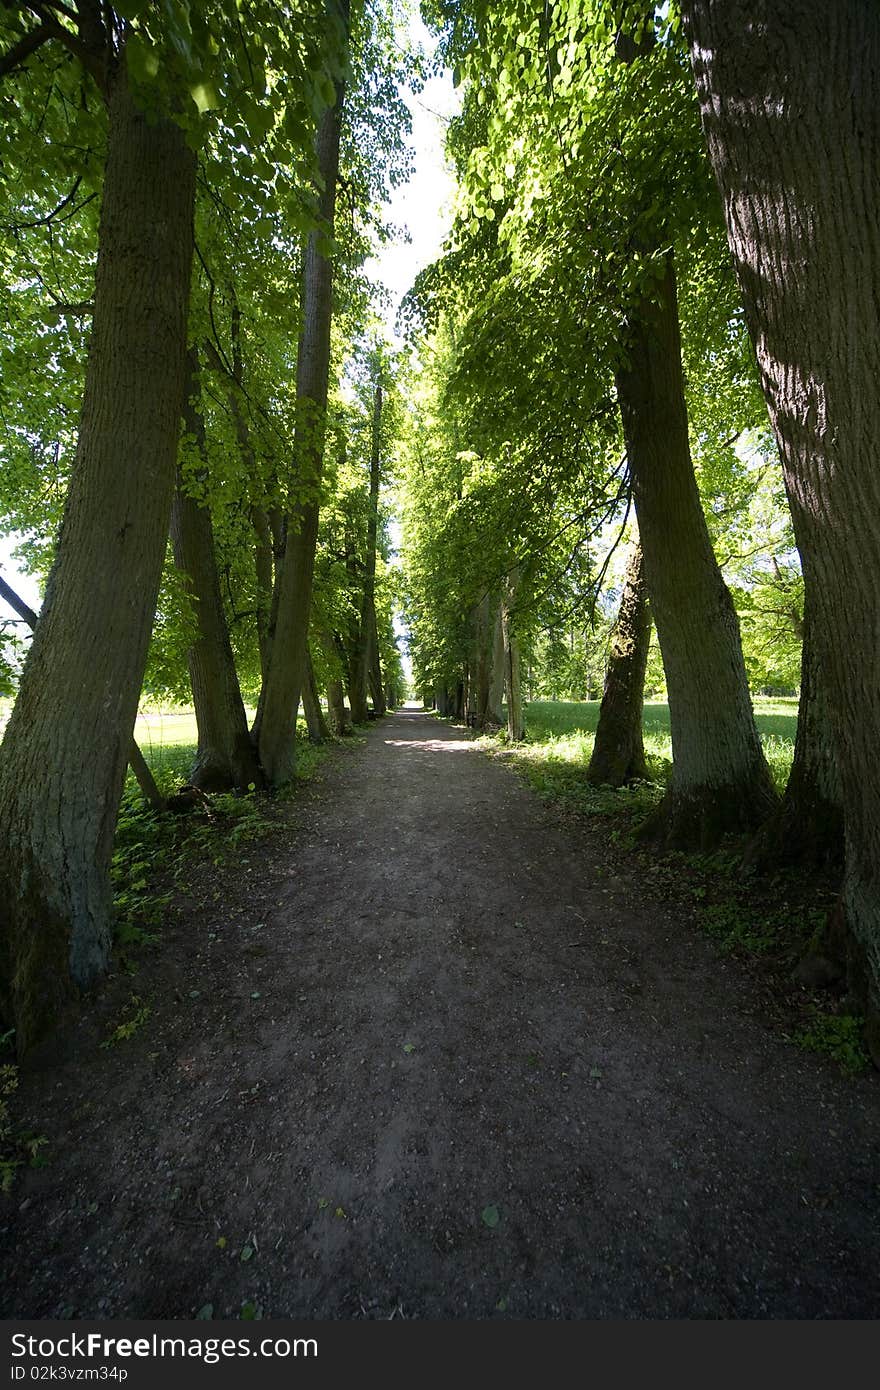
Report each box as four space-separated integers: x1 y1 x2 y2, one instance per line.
301 644 330 743
171 352 262 793
486 601 506 728
0 570 165 812
616 255 776 847
587 544 650 786
320 630 350 735
0 71 195 1047
681 0 880 1037
502 572 525 742
354 381 386 719
748 580 843 870
257 4 348 786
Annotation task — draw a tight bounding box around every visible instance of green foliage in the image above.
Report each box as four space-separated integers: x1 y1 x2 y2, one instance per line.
792 1012 869 1076
100 996 152 1049
0 1032 47 1192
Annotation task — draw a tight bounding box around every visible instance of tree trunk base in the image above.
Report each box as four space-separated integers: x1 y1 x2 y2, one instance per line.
639 769 777 852
743 793 844 875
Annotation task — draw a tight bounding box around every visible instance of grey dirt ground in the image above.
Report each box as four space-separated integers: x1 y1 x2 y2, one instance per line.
2 708 879 1318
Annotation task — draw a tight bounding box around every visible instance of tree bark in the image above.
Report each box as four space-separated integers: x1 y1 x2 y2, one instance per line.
171 351 262 792
0 69 196 1047
681 0 880 1033
616 256 777 847
502 572 525 742
587 544 650 786
748 582 843 869
257 5 349 786
301 644 330 743
350 386 383 722
319 630 350 735
0 570 165 811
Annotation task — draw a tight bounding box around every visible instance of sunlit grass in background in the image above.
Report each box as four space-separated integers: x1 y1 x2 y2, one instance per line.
519 697 796 791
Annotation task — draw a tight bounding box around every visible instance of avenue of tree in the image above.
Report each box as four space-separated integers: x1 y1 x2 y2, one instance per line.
0 0 878 1062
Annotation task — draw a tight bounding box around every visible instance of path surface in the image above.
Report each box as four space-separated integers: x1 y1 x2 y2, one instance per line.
2 709 879 1318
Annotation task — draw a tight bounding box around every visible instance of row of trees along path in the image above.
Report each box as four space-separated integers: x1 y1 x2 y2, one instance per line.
1 710 878 1317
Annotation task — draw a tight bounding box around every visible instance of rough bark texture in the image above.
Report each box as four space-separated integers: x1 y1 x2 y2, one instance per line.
616 257 776 848
681 0 880 1032
171 354 262 793
257 10 348 786
0 70 195 1046
587 545 650 787
0 571 164 812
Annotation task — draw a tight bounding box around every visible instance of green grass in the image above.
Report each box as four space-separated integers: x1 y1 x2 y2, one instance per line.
515 697 797 794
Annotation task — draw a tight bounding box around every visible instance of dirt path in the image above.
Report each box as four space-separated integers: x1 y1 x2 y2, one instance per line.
2 709 879 1318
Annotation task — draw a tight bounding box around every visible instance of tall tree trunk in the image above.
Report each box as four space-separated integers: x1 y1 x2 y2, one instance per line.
681 0 880 1038
257 3 349 786
301 645 330 743
486 601 506 728
172 351 262 792
320 630 350 735
0 71 195 1047
251 506 274 684
616 255 776 847
587 544 651 787
748 582 842 869
0 571 165 811
350 386 383 722
473 592 492 728
502 572 525 742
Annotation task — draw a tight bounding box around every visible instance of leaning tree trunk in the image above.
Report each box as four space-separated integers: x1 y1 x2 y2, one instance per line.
171 352 263 792
681 0 880 1026
587 544 651 787
257 5 348 786
0 71 196 1047
616 255 777 848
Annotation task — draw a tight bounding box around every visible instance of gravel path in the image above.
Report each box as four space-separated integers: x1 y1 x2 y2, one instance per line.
2 708 878 1318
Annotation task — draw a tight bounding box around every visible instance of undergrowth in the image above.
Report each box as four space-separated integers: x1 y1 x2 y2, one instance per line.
112 733 329 953
0 1030 47 1192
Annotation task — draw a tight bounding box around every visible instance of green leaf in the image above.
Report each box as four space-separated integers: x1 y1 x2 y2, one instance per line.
240 1244 254 1262
481 1204 500 1229
196 1304 213 1320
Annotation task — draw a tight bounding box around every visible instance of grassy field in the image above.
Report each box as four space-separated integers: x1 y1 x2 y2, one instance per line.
519 697 798 791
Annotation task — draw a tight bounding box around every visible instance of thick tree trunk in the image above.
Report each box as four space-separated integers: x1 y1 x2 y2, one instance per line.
0 71 195 1046
257 7 348 786
301 645 330 743
0 571 165 812
616 256 776 847
587 544 650 787
681 0 880 1036
502 572 525 742
171 352 262 793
